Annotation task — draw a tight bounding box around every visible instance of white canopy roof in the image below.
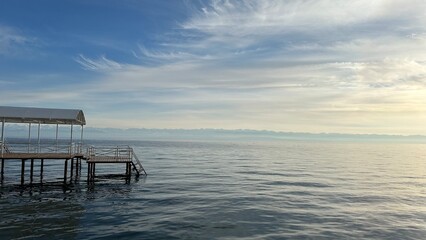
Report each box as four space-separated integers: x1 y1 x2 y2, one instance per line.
0 106 86 125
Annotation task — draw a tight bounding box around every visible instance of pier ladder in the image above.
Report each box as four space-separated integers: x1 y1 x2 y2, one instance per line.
130 148 147 176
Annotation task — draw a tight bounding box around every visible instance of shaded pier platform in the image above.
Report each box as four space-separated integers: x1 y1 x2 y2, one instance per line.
1 106 147 186
1 153 84 185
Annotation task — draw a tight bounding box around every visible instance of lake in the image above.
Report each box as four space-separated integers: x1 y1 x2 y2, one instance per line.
1 140 425 239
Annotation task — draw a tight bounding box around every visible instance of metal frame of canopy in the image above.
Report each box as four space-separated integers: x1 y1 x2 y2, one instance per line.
0 106 86 156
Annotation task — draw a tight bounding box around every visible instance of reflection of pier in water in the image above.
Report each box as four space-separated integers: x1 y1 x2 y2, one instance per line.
0 106 147 186
0 199 83 239
0 180 134 239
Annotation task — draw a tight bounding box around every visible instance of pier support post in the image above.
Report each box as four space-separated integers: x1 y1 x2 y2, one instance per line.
21 159 25 186
87 163 91 182
1 159 4 181
75 158 79 177
64 159 68 184
87 162 95 182
125 162 132 184
70 158 74 179
125 162 132 179
1 118 5 157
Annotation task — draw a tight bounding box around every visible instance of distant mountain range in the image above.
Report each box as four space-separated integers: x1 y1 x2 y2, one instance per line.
3 124 426 143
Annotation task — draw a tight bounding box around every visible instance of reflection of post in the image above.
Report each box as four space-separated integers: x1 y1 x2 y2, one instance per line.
40 159 44 184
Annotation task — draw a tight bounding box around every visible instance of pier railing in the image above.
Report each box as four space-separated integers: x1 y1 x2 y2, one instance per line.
87 145 132 162
1 141 84 155
0 141 8 156
86 145 147 175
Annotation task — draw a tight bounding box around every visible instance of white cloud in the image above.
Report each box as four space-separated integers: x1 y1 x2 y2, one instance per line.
182 0 426 46
72 53 426 134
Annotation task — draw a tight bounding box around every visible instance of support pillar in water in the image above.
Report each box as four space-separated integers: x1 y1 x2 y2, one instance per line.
64 159 68 184
21 159 25 186
30 159 34 184
1 159 4 181
70 158 74 179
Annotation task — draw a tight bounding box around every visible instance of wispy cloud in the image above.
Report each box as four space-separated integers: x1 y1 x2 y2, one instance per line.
0 25 35 56
183 0 379 35
181 0 426 49
133 44 203 62
77 0 426 66
75 54 122 71
116 0 426 71
66 1 426 134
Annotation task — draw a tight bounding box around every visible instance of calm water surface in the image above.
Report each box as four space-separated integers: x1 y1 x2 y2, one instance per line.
0 140 425 239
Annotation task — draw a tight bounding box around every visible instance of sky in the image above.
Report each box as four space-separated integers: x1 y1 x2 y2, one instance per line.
1 0 426 135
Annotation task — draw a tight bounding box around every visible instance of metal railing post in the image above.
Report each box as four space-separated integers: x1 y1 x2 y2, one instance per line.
55 124 59 153
28 123 31 153
37 122 41 153
70 124 73 154
80 125 84 154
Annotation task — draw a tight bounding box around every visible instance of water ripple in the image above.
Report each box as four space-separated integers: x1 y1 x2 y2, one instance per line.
1 140 425 239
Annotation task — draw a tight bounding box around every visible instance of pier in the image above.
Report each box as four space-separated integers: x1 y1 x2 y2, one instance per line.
0 106 147 185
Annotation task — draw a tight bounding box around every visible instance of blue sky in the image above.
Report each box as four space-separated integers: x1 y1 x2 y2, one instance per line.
1 0 426 135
